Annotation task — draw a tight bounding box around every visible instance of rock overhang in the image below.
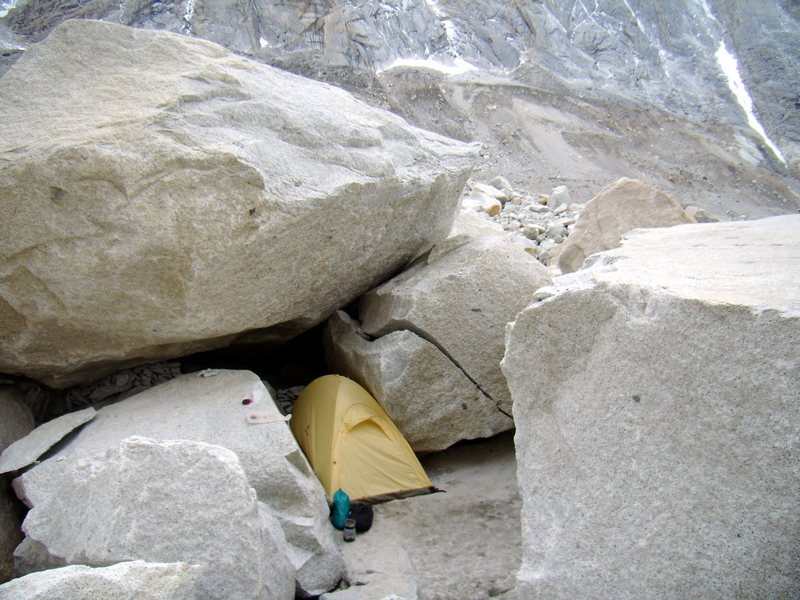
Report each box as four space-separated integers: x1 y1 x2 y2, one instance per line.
0 19 480 388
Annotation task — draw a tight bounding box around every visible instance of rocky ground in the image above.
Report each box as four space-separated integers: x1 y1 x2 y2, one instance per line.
371 64 800 222
326 431 520 600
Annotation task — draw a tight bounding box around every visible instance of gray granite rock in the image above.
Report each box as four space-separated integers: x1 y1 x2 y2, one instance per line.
556 177 695 273
14 437 295 600
503 215 800 599
0 19 478 388
12 370 342 597
360 214 552 417
324 310 510 452
0 560 200 600
713 1 800 164
684 205 721 223
547 185 570 209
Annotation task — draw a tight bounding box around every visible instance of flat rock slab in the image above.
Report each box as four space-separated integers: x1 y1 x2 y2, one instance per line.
15 437 295 600
0 560 200 600
570 214 800 314
0 19 478 388
504 215 800 599
18 372 304 504
0 407 95 474
13 370 342 597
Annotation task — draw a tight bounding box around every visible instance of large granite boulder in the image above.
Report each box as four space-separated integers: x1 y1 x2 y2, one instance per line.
0 19 478 388
13 437 295 600
0 560 200 600
503 215 800 599
324 310 509 452
556 177 695 273
0 387 34 584
11 370 342 597
359 213 552 416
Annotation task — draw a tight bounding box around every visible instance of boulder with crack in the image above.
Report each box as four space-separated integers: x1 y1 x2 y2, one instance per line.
324 310 509 452
0 19 479 388
359 212 552 418
13 437 295 600
503 215 800 599
555 177 695 273
0 560 200 600
11 370 343 597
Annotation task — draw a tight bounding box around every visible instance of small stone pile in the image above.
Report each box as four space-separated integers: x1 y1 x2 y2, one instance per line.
461 177 584 264
8 362 182 423
275 385 305 414
62 362 182 411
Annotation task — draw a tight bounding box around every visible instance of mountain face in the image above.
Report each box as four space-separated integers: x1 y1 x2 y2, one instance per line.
1 0 798 216
2 0 797 166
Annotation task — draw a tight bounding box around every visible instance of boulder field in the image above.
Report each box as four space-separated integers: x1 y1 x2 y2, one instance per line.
0 14 798 600
1 205 798 599
6 370 343 598
0 19 478 388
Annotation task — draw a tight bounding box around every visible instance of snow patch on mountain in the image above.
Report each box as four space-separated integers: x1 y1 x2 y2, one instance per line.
379 56 477 75
0 0 19 19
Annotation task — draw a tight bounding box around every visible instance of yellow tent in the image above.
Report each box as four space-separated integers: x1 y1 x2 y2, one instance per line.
291 374 434 503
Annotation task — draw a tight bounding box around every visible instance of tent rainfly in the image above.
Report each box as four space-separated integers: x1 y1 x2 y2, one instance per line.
291 374 434 503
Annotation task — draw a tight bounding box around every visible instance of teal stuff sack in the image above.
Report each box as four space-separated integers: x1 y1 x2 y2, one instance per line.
330 489 350 530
